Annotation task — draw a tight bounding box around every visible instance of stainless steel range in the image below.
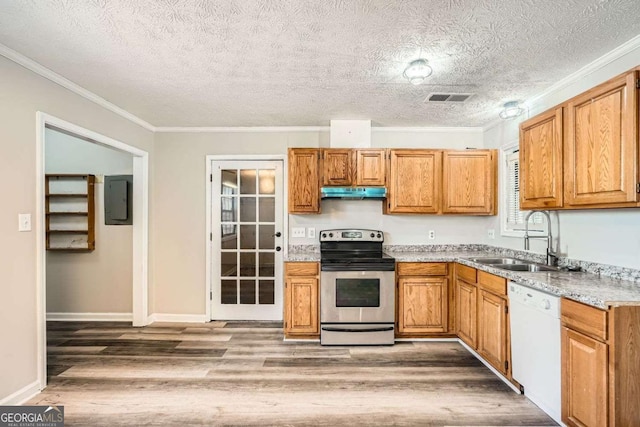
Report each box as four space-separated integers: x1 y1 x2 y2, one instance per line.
319 229 396 346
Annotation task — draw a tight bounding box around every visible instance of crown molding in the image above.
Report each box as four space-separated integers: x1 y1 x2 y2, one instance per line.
0 43 156 132
154 126 329 133
372 126 483 133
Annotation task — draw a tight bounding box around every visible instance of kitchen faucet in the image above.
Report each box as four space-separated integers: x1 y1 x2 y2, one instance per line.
524 210 559 266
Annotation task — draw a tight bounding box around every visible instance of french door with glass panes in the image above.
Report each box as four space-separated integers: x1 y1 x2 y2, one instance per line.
211 160 284 320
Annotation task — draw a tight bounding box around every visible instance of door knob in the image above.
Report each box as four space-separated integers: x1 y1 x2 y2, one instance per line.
275 246 282 251
273 232 282 237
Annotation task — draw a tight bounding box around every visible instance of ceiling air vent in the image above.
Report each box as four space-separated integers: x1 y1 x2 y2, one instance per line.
425 93 474 103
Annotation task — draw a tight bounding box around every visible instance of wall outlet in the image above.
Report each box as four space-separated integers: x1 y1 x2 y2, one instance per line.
291 227 306 238
428 230 435 240
307 227 316 239
487 229 495 239
18 213 31 232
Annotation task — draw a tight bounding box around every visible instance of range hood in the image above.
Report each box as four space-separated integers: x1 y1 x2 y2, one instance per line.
321 187 386 200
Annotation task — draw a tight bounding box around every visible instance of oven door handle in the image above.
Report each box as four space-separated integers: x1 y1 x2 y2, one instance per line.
321 326 394 333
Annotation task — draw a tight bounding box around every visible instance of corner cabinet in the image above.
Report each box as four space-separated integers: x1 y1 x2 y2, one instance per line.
387 149 442 213
288 148 321 214
442 150 497 214
455 264 478 348
284 262 319 338
396 262 450 336
519 106 564 209
45 174 96 251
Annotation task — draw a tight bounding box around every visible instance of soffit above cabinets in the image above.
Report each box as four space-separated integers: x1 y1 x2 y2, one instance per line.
0 1 639 127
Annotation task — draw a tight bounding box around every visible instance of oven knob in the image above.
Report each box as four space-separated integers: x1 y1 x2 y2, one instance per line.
376 233 382 238
321 233 326 238
329 233 333 238
370 233 375 238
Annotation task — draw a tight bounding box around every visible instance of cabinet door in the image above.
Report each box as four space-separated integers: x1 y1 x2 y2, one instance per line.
388 150 442 213
398 276 448 334
288 148 320 214
284 277 319 336
455 277 477 348
477 290 509 374
561 327 608 427
565 71 638 206
442 150 496 214
355 149 386 186
323 149 353 186
519 107 564 209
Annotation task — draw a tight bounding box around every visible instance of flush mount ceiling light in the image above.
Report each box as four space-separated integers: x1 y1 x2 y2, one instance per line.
403 59 433 85
499 101 525 119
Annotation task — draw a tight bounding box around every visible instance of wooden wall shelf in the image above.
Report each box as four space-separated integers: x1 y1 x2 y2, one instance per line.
45 174 95 251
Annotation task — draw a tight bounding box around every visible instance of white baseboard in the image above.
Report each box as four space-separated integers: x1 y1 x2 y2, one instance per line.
0 380 41 405
146 313 208 324
46 312 133 322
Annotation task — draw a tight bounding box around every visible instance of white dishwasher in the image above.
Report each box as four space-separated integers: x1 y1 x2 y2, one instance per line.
508 281 562 425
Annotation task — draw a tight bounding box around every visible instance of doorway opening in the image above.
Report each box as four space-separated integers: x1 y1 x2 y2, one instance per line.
36 113 150 390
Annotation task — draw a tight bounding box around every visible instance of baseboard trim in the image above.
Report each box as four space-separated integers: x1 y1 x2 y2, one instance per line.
46 312 133 322
147 313 208 323
0 380 41 405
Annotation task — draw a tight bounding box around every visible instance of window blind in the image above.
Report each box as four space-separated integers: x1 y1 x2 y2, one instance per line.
506 150 542 227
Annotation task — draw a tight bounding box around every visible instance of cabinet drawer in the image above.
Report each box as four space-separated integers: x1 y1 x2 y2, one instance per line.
285 262 319 276
477 271 507 296
455 264 477 283
561 298 608 341
397 262 448 276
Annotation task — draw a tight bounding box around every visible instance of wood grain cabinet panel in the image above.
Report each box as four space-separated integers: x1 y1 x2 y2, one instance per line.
455 277 477 349
388 149 442 213
442 150 496 214
284 262 319 337
355 149 386 186
398 277 448 334
288 148 321 214
323 149 354 186
564 71 638 207
477 289 509 375
561 327 608 427
519 106 564 209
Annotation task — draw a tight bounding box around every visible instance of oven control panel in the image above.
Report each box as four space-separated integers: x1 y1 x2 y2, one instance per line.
319 229 384 242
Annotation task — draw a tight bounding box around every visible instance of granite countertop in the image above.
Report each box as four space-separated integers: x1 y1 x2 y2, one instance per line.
286 245 640 310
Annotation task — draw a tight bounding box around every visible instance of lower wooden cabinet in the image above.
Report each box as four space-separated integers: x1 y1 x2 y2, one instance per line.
396 262 450 337
477 289 509 375
284 262 319 338
455 276 477 348
560 298 640 427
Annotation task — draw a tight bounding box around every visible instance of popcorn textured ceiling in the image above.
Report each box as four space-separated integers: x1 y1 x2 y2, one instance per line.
1 0 639 127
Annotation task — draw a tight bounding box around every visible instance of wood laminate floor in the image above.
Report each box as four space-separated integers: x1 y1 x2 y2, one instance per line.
29 321 557 426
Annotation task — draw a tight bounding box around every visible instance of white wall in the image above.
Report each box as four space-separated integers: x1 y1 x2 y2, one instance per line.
45 127 134 314
483 43 640 269
0 55 154 403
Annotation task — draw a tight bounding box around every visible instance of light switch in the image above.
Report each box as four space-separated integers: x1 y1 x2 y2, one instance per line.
291 227 306 238
18 213 32 232
307 227 316 239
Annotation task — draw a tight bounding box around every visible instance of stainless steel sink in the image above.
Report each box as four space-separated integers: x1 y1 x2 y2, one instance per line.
493 263 559 272
466 257 524 265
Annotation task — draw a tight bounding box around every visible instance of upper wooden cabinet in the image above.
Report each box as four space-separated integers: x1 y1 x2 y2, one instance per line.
519 106 564 209
355 149 386 186
288 148 321 214
322 149 354 186
442 150 497 214
519 68 640 211
388 149 442 213
565 71 638 207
